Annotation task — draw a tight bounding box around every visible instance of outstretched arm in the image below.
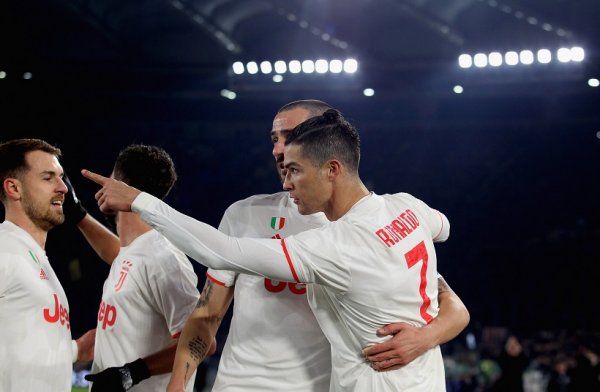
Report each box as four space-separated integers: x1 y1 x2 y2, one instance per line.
81 169 299 281
363 276 469 371
168 279 233 392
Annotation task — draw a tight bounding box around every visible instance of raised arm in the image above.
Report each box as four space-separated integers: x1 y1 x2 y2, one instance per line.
363 275 469 371
76 214 120 264
168 279 233 392
63 172 120 264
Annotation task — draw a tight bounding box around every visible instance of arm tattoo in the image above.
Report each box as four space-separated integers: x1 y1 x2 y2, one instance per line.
438 276 452 294
188 336 209 363
184 362 191 384
196 280 214 308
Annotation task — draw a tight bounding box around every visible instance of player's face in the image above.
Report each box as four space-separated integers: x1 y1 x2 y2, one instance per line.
19 151 67 231
271 107 312 183
282 144 332 215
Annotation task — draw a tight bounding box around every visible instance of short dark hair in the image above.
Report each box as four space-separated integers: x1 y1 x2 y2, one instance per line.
0 138 62 201
113 144 177 200
277 99 333 118
285 109 361 174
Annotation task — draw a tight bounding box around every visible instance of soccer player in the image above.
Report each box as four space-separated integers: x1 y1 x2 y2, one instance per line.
83 109 464 391
83 145 201 392
166 100 469 391
0 138 98 391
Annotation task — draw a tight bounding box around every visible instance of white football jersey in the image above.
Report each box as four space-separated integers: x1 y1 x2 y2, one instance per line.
208 192 331 392
0 221 73 392
91 230 199 392
283 193 449 391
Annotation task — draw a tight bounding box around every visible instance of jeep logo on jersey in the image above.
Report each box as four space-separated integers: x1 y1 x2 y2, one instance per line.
43 293 70 330
98 300 117 330
270 216 285 230
114 260 133 292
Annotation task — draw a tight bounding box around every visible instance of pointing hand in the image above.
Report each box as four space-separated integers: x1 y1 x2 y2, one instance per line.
81 169 141 214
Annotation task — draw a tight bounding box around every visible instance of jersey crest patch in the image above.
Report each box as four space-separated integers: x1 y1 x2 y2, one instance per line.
270 216 286 230
114 260 133 292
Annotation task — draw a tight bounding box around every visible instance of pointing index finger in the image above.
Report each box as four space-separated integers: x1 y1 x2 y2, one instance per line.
81 169 108 185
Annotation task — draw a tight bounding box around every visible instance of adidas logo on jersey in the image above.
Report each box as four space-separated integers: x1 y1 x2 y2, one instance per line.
40 269 49 280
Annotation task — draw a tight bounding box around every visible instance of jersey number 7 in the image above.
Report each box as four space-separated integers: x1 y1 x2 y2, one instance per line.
404 241 433 323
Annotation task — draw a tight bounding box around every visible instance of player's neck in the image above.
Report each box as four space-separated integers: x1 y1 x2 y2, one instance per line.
116 212 153 247
326 179 369 221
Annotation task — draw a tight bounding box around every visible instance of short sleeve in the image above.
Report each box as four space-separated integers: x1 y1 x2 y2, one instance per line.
397 193 450 242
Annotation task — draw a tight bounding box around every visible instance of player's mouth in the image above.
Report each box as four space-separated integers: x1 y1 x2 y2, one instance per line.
51 198 64 209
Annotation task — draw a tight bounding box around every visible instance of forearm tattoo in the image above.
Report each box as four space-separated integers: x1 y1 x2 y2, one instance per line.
184 362 191 384
188 336 209 363
196 280 214 308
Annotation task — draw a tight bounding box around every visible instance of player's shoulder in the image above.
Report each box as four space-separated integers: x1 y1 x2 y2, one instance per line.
136 231 195 274
0 223 31 254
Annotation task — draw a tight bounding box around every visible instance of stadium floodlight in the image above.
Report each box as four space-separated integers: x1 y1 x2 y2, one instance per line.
302 60 315 74
343 59 358 73
329 59 343 73
315 59 328 73
363 88 375 97
488 52 503 67
232 61 244 75
274 61 287 74
453 85 464 94
556 47 572 62
260 61 272 74
473 53 488 68
571 47 585 62
246 61 259 74
458 54 473 68
588 78 599 87
272 74 283 83
288 60 302 74
505 51 519 65
537 49 551 64
220 89 237 100
519 50 534 65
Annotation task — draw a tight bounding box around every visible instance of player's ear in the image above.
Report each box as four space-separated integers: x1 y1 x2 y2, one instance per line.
326 160 342 179
3 178 22 201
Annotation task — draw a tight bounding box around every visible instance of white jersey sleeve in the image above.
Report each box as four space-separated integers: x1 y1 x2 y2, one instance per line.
133 192 299 282
395 193 450 242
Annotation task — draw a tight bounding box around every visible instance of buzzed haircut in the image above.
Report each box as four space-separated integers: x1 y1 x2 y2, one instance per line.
0 138 62 201
277 99 333 118
285 109 361 175
112 144 177 200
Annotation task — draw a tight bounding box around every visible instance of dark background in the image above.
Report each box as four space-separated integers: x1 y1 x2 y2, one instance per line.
1 0 599 341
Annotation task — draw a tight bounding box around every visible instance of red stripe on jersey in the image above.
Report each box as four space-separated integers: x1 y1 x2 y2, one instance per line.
432 210 445 241
280 239 301 283
172 331 181 339
206 272 226 286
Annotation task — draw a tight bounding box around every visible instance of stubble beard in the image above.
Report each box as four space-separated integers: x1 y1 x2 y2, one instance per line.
21 189 65 231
